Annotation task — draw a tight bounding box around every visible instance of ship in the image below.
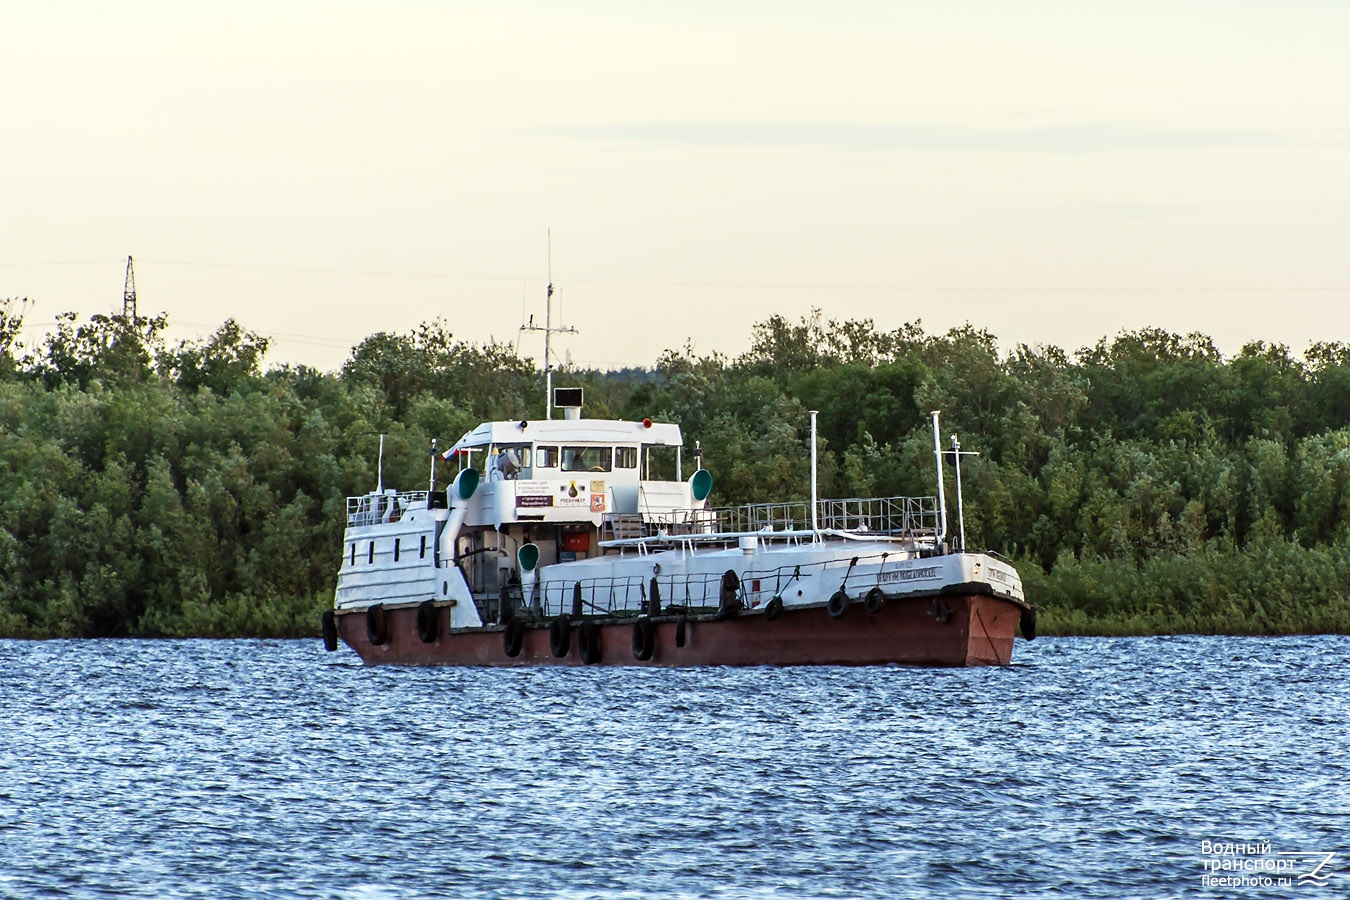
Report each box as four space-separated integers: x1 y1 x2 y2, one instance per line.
321 390 1035 667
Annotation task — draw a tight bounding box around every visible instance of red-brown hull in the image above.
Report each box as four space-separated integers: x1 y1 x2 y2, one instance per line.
335 593 1024 667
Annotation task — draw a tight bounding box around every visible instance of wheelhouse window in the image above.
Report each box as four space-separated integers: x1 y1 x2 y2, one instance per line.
493 445 531 478
562 446 612 472
615 446 638 469
536 446 559 468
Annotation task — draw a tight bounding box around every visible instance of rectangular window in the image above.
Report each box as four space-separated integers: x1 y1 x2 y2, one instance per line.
350 543 356 566
615 446 638 469
420 535 427 559
368 542 375 564
536 446 559 468
562 446 612 472
394 538 400 562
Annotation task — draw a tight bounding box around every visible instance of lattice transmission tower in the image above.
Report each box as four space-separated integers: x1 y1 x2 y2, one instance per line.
122 255 137 323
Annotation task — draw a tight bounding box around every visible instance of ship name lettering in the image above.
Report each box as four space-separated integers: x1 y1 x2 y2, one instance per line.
879 567 940 584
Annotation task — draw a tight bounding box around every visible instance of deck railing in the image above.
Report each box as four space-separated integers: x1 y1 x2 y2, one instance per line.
346 491 429 526
600 495 939 544
522 548 904 619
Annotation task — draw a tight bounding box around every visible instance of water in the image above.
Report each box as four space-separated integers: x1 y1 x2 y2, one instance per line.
2 637 1347 899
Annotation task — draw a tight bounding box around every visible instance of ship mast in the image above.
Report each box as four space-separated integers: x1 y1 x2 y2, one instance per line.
949 433 979 551
518 230 577 419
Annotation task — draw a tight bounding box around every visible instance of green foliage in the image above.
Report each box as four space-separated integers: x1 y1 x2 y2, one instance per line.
2 306 1348 638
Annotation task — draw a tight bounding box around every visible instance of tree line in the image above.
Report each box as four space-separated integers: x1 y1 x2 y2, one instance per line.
2 298 1348 637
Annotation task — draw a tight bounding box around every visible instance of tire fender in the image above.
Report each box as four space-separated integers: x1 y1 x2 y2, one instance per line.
827 590 849 620
365 604 388 645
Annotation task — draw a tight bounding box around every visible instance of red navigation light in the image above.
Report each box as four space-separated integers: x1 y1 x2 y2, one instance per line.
642 418 653 428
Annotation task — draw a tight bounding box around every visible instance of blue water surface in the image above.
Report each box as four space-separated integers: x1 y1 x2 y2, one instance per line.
1 636 1347 899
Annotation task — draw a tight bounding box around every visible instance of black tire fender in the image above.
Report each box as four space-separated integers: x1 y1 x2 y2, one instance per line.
827 590 849 620
675 615 687 648
1021 607 1037 640
416 600 439 643
632 618 655 661
764 596 784 621
579 620 602 664
549 614 572 657
864 587 886 615
502 617 525 658
365 603 388 645
321 610 338 652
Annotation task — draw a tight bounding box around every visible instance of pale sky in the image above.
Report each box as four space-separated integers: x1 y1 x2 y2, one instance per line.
4 1 1348 373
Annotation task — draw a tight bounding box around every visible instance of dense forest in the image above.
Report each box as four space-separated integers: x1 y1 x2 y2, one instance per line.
2 297 1349 638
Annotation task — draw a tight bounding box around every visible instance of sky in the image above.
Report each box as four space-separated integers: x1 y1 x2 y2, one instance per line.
3 0 1348 373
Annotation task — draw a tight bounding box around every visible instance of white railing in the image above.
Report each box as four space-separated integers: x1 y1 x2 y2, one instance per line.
600 495 940 543
527 547 908 617
346 491 430 526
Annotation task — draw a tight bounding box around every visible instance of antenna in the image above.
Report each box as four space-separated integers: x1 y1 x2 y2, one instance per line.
950 433 980 551
517 229 577 419
122 255 137 323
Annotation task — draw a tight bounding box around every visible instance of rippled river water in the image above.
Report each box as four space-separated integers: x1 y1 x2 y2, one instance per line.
2 636 1347 899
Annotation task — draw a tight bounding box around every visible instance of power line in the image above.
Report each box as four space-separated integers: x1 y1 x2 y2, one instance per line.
5 255 1347 293
141 259 1350 293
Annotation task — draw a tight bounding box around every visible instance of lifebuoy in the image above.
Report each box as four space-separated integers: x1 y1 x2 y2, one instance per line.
1020 607 1037 640
416 600 439 643
579 620 602 664
365 603 388 645
632 618 655 661
321 610 338 652
675 615 687 648
764 596 784 621
864 587 886 615
827 590 849 620
502 617 525 657
550 614 571 657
